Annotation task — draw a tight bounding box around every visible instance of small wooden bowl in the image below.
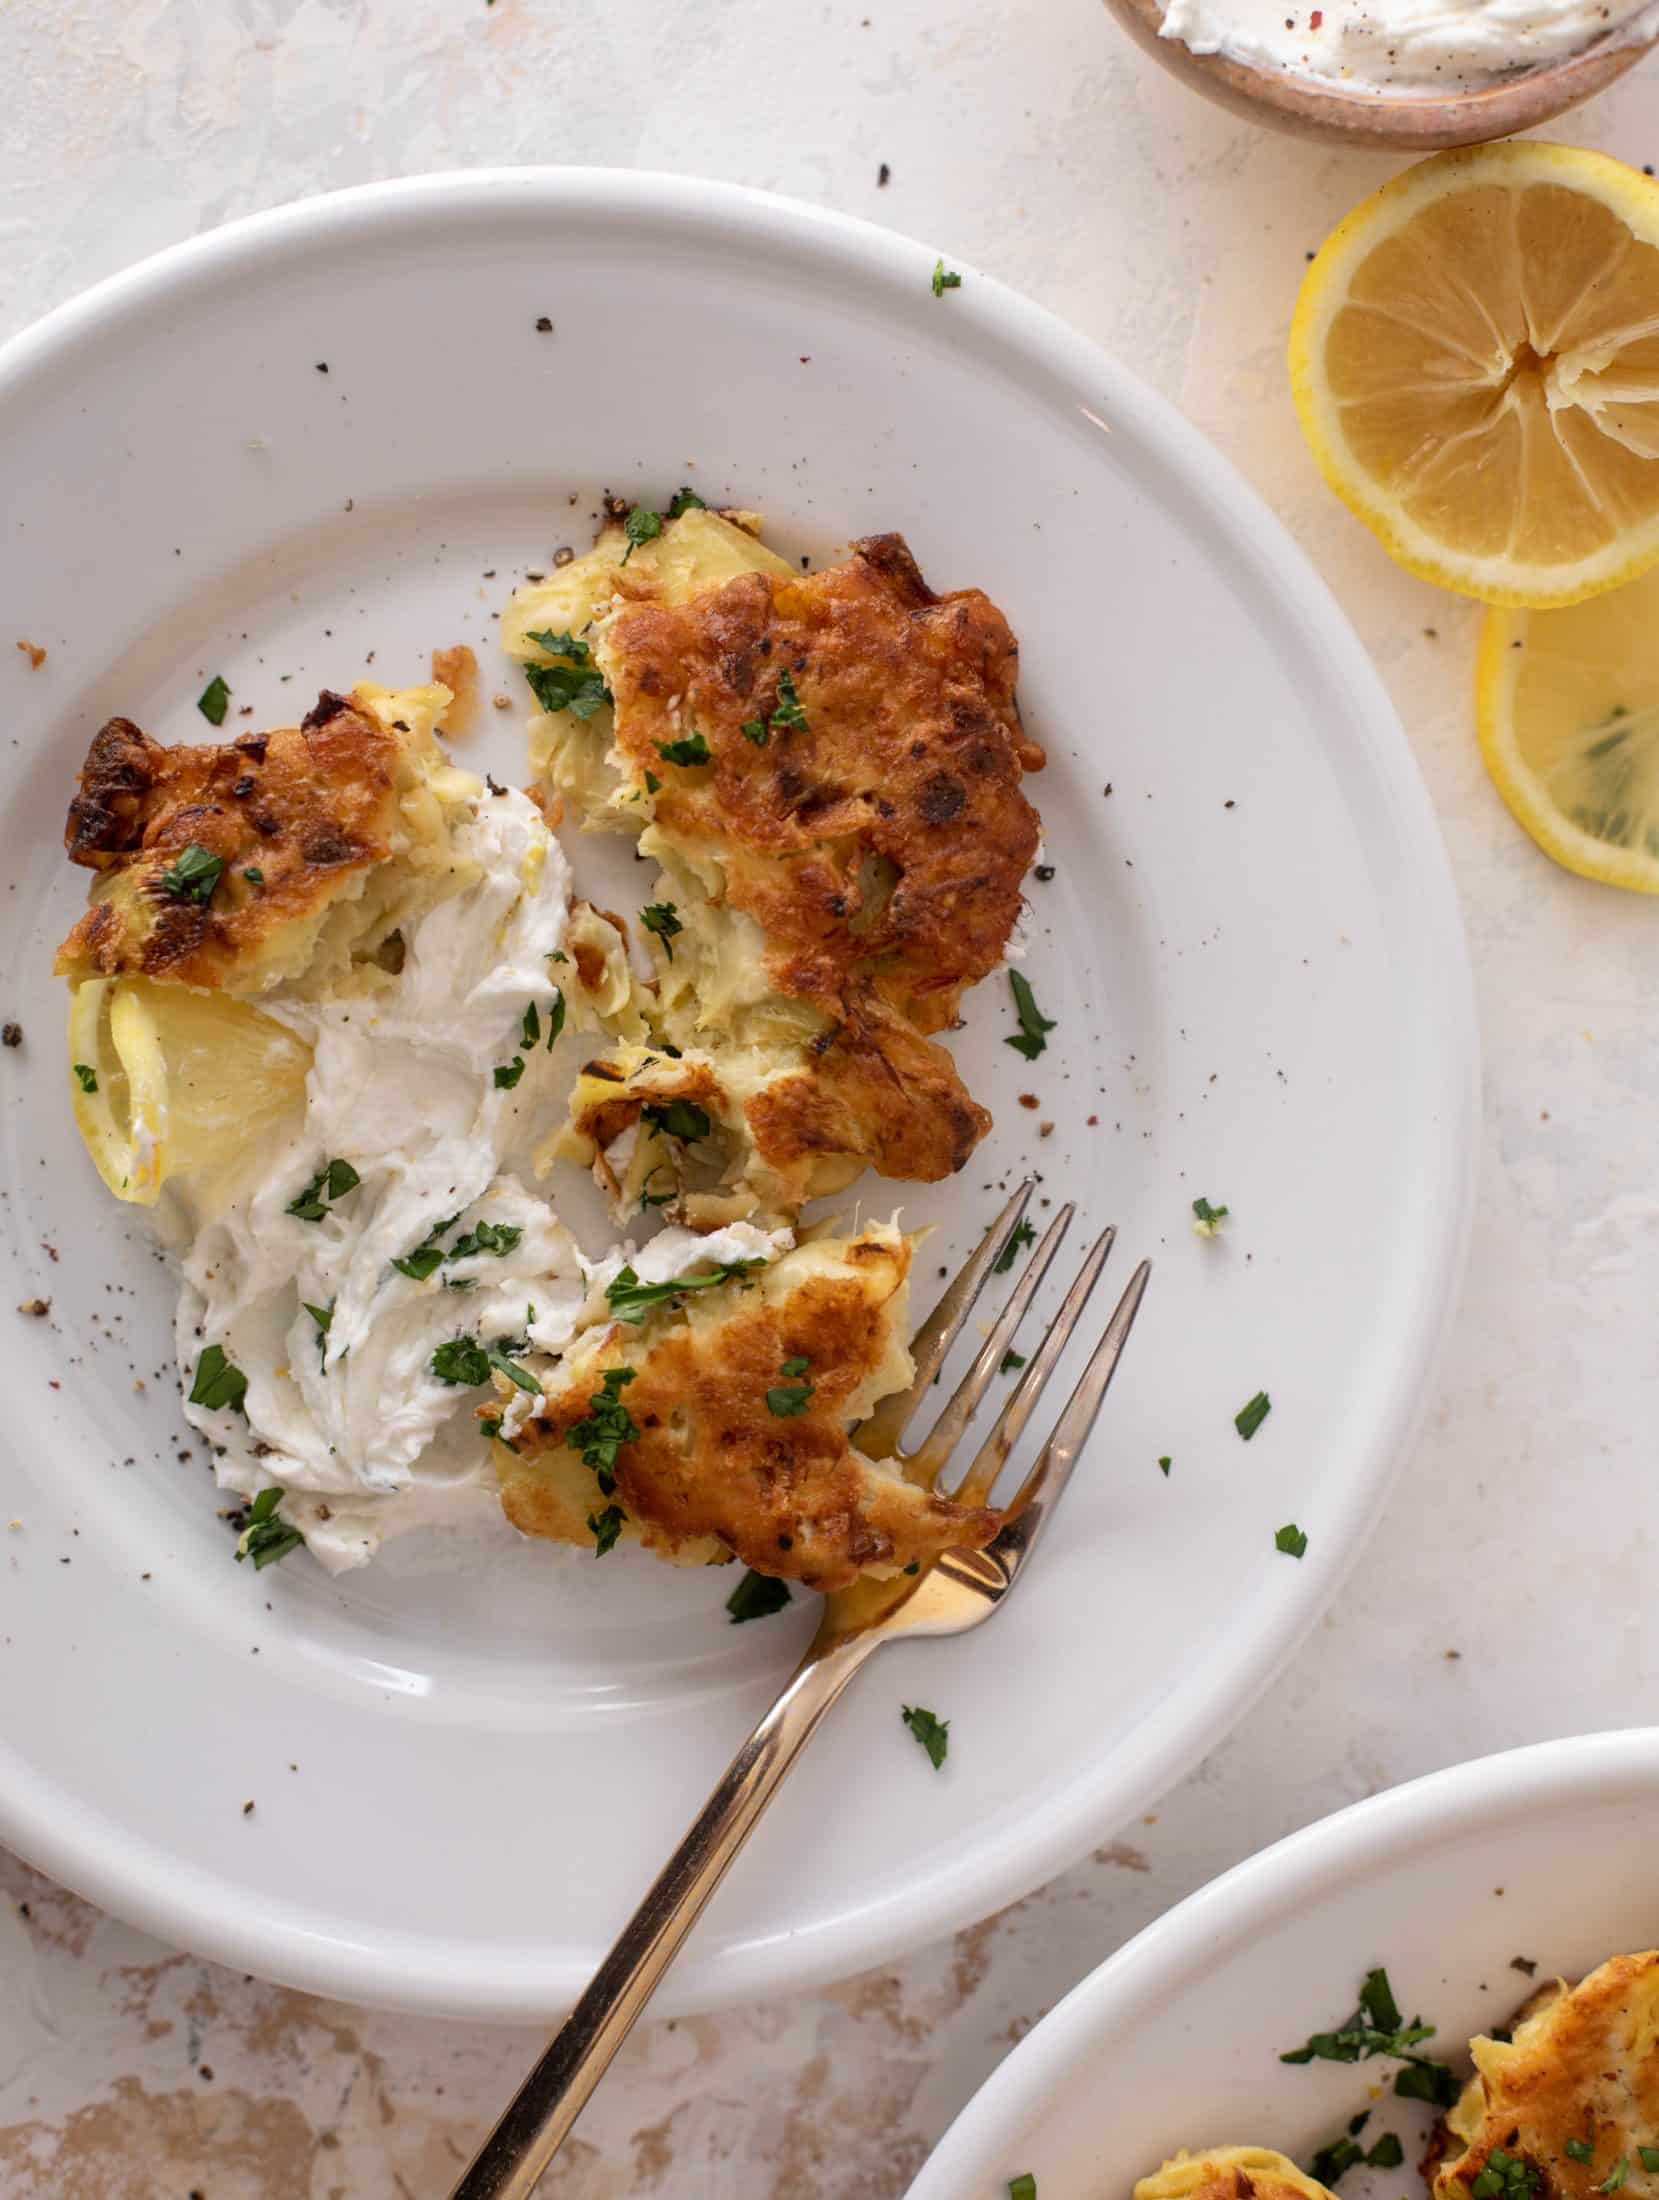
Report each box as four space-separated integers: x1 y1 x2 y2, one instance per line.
1103 0 1651 149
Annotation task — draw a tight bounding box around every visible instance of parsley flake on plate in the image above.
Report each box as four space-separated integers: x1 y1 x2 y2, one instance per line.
1158 1454 1172 1475
189 1342 248 1414
197 674 231 726
1004 969 1056 1061
1275 1522 1308 1559
494 1057 526 1090
620 506 663 564
158 842 224 905
993 1216 1037 1275
568 1366 639 1494
236 1485 304 1570
641 901 683 960
1235 1389 1271 1440
545 990 565 1049
1192 1195 1230 1236
72 1063 97 1093
727 1568 792 1623
1008 2180 1037 2200
667 487 706 518
1000 1349 1027 1374
930 259 963 296
901 1704 949 1769
587 1503 626 1556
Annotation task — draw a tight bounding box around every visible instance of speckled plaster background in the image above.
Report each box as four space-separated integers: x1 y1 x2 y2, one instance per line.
3 3 1659 2194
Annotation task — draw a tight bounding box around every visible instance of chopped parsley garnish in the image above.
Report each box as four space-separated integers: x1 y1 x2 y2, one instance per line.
741 717 768 746
655 731 711 767
568 1366 639 1493
780 1354 810 1377
189 1342 248 1414
667 487 706 517
1008 2181 1037 2200
430 1334 540 1395
545 990 565 1049
727 1568 792 1623
931 259 963 296
1567 2145 1596 2168
158 842 224 905
285 1157 361 1221
620 506 663 564
236 1484 304 1570
587 1503 626 1556
1283 1968 1435 2063
522 1001 541 1048
302 1299 333 1332
494 1057 526 1089
1639 2151 1659 2175
72 1063 98 1093
993 1216 1037 1274
902 1704 949 1769
1235 1389 1271 1440
524 627 590 663
642 1096 711 1143
1472 2152 1544 2200
644 768 662 794
1004 969 1056 1061
641 901 683 960
1275 1522 1308 1559
197 674 231 726
1158 1454 1172 1475
524 659 611 720
1597 2163 1629 2197
1192 1196 1230 1236
604 1258 761 1325
999 1349 1027 1374
1393 2060 1461 2107
242 866 264 885
448 1218 523 1262
766 1366 814 1415
1309 2131 1405 2185
770 669 808 730
392 1212 460 1280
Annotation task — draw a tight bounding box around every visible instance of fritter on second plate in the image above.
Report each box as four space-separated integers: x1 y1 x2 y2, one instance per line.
1136 2150 1338 2200
503 506 1043 1222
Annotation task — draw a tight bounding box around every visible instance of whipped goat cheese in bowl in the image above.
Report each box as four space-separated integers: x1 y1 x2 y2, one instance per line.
1105 0 1655 146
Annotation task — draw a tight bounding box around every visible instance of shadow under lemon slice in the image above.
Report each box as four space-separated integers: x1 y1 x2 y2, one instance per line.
68 977 313 1203
1291 142 1659 610
1477 565 1659 892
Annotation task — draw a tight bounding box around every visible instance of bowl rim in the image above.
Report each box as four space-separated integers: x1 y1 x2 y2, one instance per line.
910 1727 1659 2194
0 166 1481 2018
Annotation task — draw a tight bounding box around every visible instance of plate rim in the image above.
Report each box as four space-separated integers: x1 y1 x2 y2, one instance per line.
0 164 1481 2019
906 1727 1659 2195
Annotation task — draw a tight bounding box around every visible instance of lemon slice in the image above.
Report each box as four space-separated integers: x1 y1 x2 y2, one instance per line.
1477 566 1659 891
67 978 313 1203
1291 144 1659 609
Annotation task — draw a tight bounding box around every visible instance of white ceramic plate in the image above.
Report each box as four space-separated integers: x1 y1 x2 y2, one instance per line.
910 1729 1659 2198
0 170 1475 2021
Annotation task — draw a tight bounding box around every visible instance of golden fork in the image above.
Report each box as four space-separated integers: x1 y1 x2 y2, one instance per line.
450 1183 1151 2200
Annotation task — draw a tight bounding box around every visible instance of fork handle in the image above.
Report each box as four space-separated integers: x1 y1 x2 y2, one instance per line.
448 1627 878 2200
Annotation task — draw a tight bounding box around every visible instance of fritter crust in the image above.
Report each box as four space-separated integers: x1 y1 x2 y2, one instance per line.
497 1230 1002 1588
1433 1953 1659 2200
54 686 458 995
1135 2151 1336 2200
605 532 1042 1042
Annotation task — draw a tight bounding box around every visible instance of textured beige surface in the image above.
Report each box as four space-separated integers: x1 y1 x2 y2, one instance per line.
4 0 1659 2191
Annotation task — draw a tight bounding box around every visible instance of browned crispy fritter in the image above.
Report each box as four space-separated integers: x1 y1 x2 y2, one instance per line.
497 1230 1002 1588
55 692 405 992
1134 2151 1336 2200
607 534 1040 1036
1433 1953 1659 2200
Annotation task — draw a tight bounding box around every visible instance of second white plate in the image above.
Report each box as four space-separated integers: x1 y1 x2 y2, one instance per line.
0 169 1475 2018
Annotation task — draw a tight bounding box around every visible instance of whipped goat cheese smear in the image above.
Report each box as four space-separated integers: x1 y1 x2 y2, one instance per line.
175 790 590 1573
1159 0 1657 88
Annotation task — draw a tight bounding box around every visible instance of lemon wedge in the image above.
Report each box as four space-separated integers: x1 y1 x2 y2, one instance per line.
1290 144 1659 609
67 978 313 1203
1477 566 1659 891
